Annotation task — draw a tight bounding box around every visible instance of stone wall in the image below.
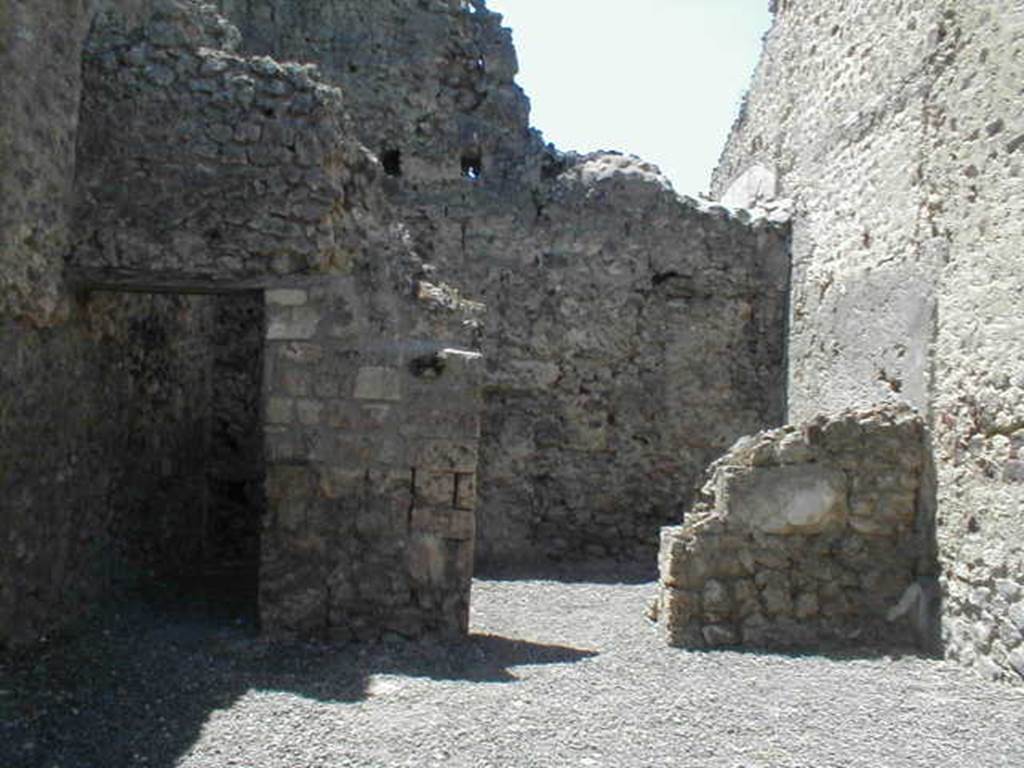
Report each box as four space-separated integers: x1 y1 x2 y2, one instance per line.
261 277 483 639
0 292 221 646
925 1 1024 682
656 406 934 650
214 0 792 565
472 157 789 563
2 0 485 646
72 3 373 285
713 0 1024 681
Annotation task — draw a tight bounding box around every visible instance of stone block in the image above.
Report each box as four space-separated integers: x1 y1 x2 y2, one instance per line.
415 470 455 507
266 306 321 340
265 465 314 500
702 579 733 623
702 624 739 647
317 467 363 499
266 288 308 307
296 399 323 426
266 396 294 424
410 506 475 541
725 464 848 535
455 472 477 510
353 366 402 401
414 439 478 472
406 534 450 588
279 342 323 365
279 368 312 396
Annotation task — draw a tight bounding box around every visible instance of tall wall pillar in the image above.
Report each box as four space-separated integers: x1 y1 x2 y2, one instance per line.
260 276 483 640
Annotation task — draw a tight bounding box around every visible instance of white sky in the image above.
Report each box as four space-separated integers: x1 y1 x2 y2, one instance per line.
485 0 773 196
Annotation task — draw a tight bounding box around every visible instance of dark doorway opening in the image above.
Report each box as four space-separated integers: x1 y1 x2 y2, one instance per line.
94 289 266 623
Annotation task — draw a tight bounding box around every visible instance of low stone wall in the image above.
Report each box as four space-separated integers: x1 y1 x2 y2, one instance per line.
656 405 935 650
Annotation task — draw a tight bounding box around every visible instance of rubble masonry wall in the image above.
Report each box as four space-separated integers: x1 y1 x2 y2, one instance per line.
714 0 1024 682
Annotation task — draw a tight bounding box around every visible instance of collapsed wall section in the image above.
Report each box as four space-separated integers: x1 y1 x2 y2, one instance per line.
215 0 539 187
72 4 375 286
713 0 1024 682
656 406 934 650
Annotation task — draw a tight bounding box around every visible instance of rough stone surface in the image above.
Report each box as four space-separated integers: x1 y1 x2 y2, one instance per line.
0 291 229 645
1 0 485 646
714 0 1024 682
656 405 935 650
260 276 485 641
211 0 792 565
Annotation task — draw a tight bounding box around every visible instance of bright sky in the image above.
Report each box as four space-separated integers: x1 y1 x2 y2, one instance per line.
485 0 773 196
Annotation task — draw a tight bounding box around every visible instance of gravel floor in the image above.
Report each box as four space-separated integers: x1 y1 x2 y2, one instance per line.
3 564 1024 768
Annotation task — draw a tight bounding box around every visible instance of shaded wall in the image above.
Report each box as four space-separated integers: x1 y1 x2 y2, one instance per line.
0 292 223 645
714 0 1024 682
67 1 487 641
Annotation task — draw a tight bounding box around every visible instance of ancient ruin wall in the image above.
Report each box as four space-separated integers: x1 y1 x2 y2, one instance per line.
2 0 485 645
925 1 1024 683
68 1 488 641
714 0 1024 681
214 0 792 565
656 406 933 650
0 292 225 646
0 0 237 646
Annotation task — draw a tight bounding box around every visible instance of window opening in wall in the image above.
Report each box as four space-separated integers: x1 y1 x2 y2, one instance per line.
381 148 402 177
461 151 482 180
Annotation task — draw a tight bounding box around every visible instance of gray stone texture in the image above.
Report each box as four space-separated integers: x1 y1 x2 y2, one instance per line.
260 277 484 640
1 0 484 646
211 0 791 565
714 0 1024 681
656 406 934 650
0 291 234 645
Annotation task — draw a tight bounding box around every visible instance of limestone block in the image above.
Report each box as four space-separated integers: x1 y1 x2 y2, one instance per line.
266 288 308 306
353 366 402 401
455 472 477 511
724 464 848 535
702 579 733 623
702 624 739 647
266 306 321 340
414 439 478 472
719 164 778 209
416 470 456 507
410 507 475 541
406 534 450 587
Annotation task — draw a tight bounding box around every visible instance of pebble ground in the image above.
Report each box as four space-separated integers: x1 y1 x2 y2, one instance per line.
3 564 1023 767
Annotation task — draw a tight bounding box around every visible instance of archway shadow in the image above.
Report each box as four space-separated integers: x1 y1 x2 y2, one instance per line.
0 600 596 768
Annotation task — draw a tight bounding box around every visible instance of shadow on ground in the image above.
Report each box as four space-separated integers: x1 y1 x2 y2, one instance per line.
476 557 657 585
0 598 596 768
